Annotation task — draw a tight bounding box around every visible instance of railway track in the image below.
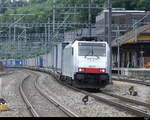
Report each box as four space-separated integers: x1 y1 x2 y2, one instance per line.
19 75 39 117
0 68 16 77
22 67 150 117
101 91 150 108
19 70 79 117
61 82 150 117
112 75 150 86
33 72 79 117
48 70 150 117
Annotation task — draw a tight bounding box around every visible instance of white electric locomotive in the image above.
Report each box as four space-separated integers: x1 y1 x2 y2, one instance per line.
61 38 110 88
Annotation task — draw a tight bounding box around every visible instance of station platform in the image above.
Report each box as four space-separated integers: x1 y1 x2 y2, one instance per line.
112 68 150 80
113 68 150 71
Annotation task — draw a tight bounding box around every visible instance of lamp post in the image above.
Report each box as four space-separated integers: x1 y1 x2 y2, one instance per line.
88 0 92 38
108 0 112 83
117 38 120 75
117 26 120 75
140 50 144 68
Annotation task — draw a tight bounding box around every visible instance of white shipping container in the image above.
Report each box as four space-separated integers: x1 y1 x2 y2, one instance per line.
42 54 48 67
27 58 36 66
56 43 63 73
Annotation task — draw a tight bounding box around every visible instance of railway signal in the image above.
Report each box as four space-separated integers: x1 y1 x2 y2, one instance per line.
82 95 89 105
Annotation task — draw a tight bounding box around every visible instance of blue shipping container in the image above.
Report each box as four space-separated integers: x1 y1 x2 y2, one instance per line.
39 57 43 67
6 60 15 67
36 57 43 67
15 60 23 66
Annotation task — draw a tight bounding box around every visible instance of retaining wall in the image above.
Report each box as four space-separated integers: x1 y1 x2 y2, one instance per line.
113 68 150 80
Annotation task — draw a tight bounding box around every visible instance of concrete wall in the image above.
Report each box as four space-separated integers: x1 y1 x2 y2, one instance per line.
113 68 150 80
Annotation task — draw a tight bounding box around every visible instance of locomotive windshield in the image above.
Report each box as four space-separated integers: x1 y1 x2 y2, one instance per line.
78 43 106 56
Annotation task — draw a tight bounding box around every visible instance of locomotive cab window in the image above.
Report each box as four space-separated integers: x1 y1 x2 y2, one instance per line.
78 43 106 56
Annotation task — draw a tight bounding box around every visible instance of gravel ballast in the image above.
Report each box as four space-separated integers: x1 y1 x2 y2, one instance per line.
35 70 135 117
2 68 147 117
0 70 31 117
103 80 150 103
22 70 68 117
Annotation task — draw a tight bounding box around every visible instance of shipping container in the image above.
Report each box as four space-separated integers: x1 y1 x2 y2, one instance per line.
2 60 6 67
47 52 53 68
5 59 15 67
56 43 69 73
26 58 36 67
23 43 68 69
15 60 23 66
42 54 49 68
36 56 43 67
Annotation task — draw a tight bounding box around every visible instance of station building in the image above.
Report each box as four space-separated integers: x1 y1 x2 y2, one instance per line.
96 9 150 68
112 25 150 68
63 9 150 69
95 9 150 41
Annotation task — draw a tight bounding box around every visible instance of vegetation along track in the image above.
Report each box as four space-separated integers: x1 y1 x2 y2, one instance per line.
47 69 150 117
19 69 79 117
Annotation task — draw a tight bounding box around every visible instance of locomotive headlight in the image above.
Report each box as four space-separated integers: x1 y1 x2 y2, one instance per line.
100 68 106 73
78 68 85 72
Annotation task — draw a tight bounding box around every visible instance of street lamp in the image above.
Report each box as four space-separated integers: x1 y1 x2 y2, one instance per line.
117 37 120 75
108 0 112 83
140 50 144 68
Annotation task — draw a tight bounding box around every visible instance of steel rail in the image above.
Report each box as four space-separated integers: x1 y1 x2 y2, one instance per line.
112 77 150 86
0 68 16 77
61 82 150 117
24 67 150 117
0 72 14 77
19 75 39 117
101 91 150 108
51 70 150 117
34 73 79 117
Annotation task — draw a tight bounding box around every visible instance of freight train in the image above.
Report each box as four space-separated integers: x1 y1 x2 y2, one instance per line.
60 39 110 88
2 37 111 88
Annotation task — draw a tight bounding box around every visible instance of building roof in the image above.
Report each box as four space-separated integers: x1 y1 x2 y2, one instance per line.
97 9 147 17
112 24 150 47
103 9 146 13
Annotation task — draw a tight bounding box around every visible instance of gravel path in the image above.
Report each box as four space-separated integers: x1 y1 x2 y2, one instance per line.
22 70 68 117
0 70 31 117
35 70 135 117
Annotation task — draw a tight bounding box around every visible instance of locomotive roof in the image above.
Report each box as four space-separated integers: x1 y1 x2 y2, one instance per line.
77 37 98 41
72 37 107 44
73 40 108 44
63 40 108 50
